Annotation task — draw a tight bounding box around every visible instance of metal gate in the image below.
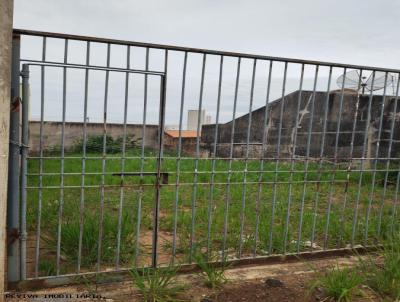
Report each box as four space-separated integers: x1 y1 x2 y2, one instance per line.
7 29 400 284
19 61 165 278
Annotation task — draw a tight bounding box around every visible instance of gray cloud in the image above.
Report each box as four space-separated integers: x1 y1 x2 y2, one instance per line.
14 0 400 127
14 0 400 68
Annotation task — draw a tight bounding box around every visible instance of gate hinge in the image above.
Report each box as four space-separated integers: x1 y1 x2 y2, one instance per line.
9 140 30 154
11 96 21 113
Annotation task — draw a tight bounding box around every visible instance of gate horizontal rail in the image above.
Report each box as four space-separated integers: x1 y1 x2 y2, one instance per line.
13 28 400 73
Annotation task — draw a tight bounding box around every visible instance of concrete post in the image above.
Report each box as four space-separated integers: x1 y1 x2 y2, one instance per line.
0 0 14 299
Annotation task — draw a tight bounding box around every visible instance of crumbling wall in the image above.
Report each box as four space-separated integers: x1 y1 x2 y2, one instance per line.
201 90 400 162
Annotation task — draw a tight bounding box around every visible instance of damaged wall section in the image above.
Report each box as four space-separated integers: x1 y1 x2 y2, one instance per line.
201 90 400 162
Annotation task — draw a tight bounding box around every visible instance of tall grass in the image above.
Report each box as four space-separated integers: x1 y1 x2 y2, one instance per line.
25 145 400 276
193 252 229 288
357 235 400 300
310 232 400 301
310 265 365 302
130 266 185 302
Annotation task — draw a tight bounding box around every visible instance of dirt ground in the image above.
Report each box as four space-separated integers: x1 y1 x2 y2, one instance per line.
187 273 379 302
5 255 383 302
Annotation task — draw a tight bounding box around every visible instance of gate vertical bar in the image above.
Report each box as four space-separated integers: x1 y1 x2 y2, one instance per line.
282 63 305 253
206 55 223 259
364 73 388 242
268 62 288 254
115 45 130 268
189 54 206 263
135 48 149 266
238 59 257 259
323 68 347 249
97 43 111 272
152 74 167 268
7 32 21 282
310 66 333 250
20 64 30 280
56 39 68 275
222 57 241 261
35 37 46 277
294 65 319 254
351 72 376 246
253 60 273 257
77 41 90 273
152 50 168 267
337 70 363 248
172 52 187 263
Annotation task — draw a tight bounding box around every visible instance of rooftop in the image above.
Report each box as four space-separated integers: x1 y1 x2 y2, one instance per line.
165 130 199 138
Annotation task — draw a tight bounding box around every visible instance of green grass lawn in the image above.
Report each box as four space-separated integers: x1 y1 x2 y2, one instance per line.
25 148 399 277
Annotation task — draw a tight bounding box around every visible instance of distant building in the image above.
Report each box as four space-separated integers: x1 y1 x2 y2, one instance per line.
187 110 206 131
164 130 199 156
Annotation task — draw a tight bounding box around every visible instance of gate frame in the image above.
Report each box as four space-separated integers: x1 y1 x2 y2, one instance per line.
15 61 166 282
7 28 400 289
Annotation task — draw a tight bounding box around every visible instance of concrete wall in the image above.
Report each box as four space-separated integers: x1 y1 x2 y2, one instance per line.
28 91 400 161
28 121 159 153
201 90 400 161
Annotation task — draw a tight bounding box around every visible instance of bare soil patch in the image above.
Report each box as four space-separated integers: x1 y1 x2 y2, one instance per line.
7 255 383 302
188 273 379 302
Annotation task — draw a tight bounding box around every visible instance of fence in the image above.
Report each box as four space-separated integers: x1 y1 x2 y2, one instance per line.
7 28 400 285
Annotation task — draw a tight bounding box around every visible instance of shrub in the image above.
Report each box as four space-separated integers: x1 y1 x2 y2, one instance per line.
72 134 140 154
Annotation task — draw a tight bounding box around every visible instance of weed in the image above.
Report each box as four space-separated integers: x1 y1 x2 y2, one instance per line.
357 235 400 300
130 266 185 302
193 252 229 289
80 275 99 298
309 265 364 301
38 260 56 276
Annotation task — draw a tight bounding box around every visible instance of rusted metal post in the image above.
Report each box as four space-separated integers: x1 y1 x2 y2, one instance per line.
7 32 20 284
0 0 14 298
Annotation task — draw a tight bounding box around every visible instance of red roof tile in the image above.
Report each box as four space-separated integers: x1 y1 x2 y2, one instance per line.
165 130 198 138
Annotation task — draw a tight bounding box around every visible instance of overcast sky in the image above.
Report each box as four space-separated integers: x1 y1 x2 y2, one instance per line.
13 0 400 126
